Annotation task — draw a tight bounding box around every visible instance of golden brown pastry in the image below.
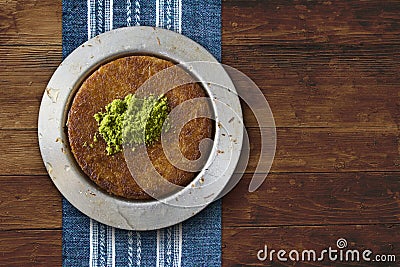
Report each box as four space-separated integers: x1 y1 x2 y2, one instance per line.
67 55 213 200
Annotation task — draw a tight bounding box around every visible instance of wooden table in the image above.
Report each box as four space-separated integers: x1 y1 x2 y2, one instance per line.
1 0 400 266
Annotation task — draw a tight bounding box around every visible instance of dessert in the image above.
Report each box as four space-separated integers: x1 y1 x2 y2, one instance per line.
67 55 213 200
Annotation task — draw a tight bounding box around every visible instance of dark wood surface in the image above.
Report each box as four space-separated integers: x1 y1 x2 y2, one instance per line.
1 0 399 266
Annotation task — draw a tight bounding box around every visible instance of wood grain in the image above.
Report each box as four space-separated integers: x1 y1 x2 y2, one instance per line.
0 0 400 265
1 173 398 230
0 0 62 45
0 45 61 129
3 0 400 46
227 45 400 128
2 225 397 267
0 131 45 175
248 127 400 173
223 173 400 227
222 224 400 266
0 230 62 267
222 0 400 46
1 127 399 176
2 45 400 129
0 176 61 230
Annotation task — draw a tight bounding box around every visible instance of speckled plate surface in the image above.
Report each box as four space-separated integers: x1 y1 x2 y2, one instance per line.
38 26 243 230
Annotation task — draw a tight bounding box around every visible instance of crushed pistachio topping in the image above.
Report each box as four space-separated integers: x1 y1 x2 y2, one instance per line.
94 94 170 155
93 133 98 143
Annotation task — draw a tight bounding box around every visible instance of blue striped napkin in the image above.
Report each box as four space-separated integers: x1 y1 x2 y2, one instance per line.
62 0 221 266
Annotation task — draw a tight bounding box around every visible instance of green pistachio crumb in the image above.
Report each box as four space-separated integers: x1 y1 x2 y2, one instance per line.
94 94 170 155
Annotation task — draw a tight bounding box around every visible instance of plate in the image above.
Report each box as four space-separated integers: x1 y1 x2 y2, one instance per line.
38 26 243 230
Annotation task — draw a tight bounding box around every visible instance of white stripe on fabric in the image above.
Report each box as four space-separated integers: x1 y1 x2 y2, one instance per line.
157 229 165 267
166 227 172 265
173 223 182 267
106 226 113 267
157 0 181 32
134 0 140 26
88 0 96 38
110 0 114 29
128 231 134 267
127 0 132 26
105 0 111 31
91 0 96 36
89 219 94 267
178 0 182 33
90 219 99 267
159 0 164 28
173 0 180 33
172 0 178 31
112 227 116 267
165 0 172 30
155 0 160 27
94 220 99 267
156 224 183 267
136 232 141 266
99 224 106 267
87 0 91 38
97 0 103 34
178 223 182 267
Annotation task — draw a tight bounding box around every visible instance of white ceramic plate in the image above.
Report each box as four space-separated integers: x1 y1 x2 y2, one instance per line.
38 26 243 230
